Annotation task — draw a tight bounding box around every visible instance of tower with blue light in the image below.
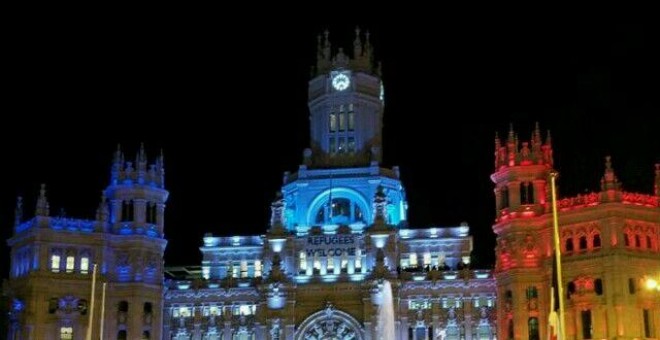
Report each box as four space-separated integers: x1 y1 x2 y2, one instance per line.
282 28 407 234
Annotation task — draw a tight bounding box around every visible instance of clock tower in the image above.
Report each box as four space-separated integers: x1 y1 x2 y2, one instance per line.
281 28 407 233
306 28 384 168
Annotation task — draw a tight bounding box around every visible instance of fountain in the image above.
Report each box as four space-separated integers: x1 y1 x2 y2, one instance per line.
376 280 395 340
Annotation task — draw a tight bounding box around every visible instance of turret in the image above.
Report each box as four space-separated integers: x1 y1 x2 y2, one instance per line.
491 123 554 221
104 145 168 237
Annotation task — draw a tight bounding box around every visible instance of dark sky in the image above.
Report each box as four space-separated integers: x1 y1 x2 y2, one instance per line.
2 21 658 278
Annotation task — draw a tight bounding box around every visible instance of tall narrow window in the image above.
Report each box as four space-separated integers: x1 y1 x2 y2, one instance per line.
579 236 588 250
581 310 592 339
501 185 510 209
628 278 636 294
593 234 601 248
646 235 653 249
643 309 652 338
508 319 514 340
80 256 89 274
528 317 539 340
51 254 61 273
144 302 153 315
338 138 346 153
409 253 418 267
347 137 355 153
60 327 73 340
240 260 248 278
254 260 262 278
355 248 361 269
329 112 337 132
423 252 431 266
326 253 334 271
635 235 641 247
338 107 346 131
520 182 535 204
142 331 151 340
329 137 336 154
565 238 574 252
66 255 75 273
348 105 355 131
299 252 307 272
624 233 630 246
595 279 603 295
117 330 127 340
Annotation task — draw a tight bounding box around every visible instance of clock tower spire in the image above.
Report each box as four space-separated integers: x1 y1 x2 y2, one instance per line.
307 28 384 168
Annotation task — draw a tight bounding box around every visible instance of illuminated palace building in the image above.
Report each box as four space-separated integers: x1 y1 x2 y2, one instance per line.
5 31 659 340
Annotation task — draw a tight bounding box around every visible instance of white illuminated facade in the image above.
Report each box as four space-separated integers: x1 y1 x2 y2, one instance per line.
163 30 496 340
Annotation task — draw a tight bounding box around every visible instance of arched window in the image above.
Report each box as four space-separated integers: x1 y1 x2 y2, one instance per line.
520 182 535 205
593 234 601 248
60 327 73 340
635 234 641 247
579 236 588 250
117 330 127 340
143 302 152 315
508 319 514 340
565 238 574 252
118 301 129 313
595 279 603 295
646 235 653 249
141 331 150 340
624 233 630 246
528 317 539 340
315 197 365 225
501 185 510 209
121 201 134 222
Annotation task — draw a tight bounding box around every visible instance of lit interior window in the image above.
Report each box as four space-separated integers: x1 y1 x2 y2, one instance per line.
355 248 362 269
80 257 89 274
423 252 431 266
240 261 248 278
409 253 418 267
254 260 262 278
51 254 60 273
66 256 75 273
60 327 73 339
178 307 191 317
326 254 334 271
299 252 307 271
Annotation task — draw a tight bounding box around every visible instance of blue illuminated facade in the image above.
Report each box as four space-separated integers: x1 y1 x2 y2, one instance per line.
164 31 496 340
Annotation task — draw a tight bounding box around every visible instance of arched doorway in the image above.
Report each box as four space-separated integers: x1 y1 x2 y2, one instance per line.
296 303 364 340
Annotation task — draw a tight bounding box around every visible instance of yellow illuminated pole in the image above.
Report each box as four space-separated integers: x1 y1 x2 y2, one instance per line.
99 282 106 340
550 172 566 340
86 263 97 340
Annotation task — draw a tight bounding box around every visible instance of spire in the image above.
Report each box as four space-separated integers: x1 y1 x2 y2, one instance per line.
654 164 659 197
156 148 165 188
365 30 372 56
532 122 542 161
316 33 323 61
14 196 23 227
323 29 331 61
136 143 147 183
494 132 501 169
600 156 620 191
353 26 363 58
111 144 124 184
35 184 49 217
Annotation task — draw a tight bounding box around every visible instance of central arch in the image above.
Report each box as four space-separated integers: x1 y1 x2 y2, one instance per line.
296 304 364 340
306 187 371 227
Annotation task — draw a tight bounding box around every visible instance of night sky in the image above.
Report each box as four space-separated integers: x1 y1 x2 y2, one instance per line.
2 22 658 279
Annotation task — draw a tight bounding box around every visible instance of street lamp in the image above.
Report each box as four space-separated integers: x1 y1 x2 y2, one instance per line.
645 277 660 292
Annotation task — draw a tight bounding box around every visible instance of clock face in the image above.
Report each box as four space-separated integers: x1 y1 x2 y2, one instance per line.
332 73 350 91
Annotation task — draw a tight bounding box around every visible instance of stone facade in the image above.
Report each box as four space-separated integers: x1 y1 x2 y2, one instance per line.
5 29 660 340
492 128 660 339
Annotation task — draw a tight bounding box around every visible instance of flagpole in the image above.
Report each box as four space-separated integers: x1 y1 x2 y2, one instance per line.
550 172 567 340
86 263 97 340
99 282 106 340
